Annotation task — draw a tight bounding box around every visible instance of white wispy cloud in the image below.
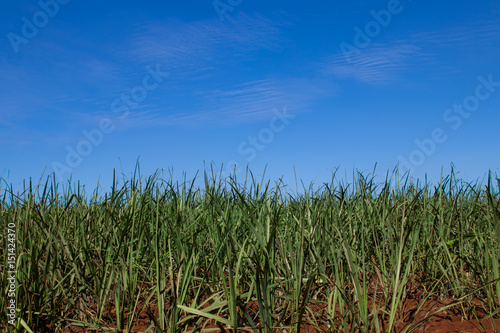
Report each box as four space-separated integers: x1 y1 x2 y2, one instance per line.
195 77 329 124
114 76 336 128
128 13 283 70
322 19 500 85
78 13 332 127
322 43 420 85
51 13 292 128
411 20 500 49
0 11 291 144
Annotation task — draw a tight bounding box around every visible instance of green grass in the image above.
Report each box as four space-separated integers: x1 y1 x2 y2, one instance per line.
1 165 499 332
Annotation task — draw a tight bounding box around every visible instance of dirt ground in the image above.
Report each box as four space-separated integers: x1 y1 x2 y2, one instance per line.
61 296 500 333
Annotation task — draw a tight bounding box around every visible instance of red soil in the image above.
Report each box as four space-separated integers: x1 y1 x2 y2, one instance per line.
61 295 500 333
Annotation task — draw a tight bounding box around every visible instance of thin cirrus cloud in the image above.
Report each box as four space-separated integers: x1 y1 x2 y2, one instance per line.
0 12 291 146
127 13 284 69
114 76 335 128
321 43 420 85
322 19 500 85
180 77 333 125
411 20 500 49
98 13 331 127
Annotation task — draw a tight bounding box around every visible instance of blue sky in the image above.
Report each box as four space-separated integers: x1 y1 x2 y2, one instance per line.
1 0 499 191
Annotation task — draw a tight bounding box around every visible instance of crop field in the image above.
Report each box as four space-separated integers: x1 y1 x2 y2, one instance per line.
1 167 500 332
